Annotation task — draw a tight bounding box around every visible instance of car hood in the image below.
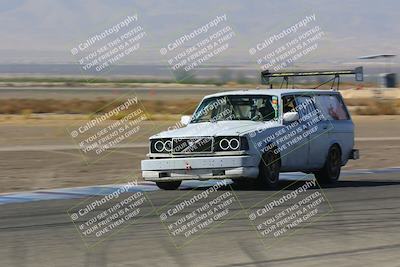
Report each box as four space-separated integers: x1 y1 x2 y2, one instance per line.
151 120 282 139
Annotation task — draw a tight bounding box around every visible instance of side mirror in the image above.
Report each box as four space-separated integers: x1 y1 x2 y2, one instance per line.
283 112 299 123
180 115 191 126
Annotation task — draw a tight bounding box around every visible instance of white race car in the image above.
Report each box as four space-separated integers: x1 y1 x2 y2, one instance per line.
141 69 361 190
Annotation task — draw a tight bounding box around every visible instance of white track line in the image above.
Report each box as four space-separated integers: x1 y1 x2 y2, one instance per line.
1 167 400 205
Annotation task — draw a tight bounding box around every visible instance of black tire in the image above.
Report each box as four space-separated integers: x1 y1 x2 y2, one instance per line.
314 145 342 184
156 181 182 190
257 150 281 188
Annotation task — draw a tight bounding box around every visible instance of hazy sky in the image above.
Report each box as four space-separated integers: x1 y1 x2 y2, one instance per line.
0 0 398 65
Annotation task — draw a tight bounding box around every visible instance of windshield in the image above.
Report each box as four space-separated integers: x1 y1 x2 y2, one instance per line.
191 95 279 123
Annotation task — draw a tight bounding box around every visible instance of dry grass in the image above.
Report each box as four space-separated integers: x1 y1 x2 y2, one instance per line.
0 98 109 114
0 97 398 117
352 100 398 115
0 98 198 117
343 98 376 107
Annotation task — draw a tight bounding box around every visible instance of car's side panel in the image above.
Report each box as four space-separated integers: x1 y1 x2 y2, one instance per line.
329 120 354 165
307 119 332 169
279 94 312 171
246 126 290 170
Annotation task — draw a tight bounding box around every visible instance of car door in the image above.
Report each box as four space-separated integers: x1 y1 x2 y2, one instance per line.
307 94 336 169
279 94 309 171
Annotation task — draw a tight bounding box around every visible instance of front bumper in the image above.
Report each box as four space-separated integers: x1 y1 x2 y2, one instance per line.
141 155 258 181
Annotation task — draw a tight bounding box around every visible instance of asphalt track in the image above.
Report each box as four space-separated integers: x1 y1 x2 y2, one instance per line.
1 168 400 266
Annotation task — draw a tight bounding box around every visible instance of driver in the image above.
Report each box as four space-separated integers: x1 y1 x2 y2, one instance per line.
251 100 275 121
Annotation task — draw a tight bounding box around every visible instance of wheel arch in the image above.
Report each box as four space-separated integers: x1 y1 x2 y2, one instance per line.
328 140 346 165
258 142 282 168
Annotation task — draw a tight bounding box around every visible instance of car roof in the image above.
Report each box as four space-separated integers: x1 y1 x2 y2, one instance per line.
204 89 339 99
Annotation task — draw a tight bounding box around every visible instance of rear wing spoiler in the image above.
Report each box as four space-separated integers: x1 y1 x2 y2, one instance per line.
261 66 363 90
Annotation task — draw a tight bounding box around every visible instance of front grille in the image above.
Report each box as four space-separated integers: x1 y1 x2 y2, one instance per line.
172 137 213 154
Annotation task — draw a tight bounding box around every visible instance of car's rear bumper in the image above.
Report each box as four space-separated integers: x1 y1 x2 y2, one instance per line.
141 155 258 181
349 149 360 160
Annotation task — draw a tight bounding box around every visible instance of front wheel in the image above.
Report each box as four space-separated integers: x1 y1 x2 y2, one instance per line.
314 145 342 184
156 181 182 190
257 150 281 188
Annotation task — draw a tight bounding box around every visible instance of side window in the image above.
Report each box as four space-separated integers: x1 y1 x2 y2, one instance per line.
282 95 316 118
282 95 296 113
295 95 316 118
314 94 350 120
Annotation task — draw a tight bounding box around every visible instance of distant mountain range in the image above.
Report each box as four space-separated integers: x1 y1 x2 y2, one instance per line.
0 0 399 65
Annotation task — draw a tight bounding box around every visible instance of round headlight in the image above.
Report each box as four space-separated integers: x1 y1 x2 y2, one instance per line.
154 140 165 152
164 140 172 152
229 138 240 150
219 138 230 150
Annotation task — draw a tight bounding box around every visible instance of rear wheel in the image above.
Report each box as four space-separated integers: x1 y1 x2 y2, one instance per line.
314 145 342 184
257 150 280 188
156 181 182 190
